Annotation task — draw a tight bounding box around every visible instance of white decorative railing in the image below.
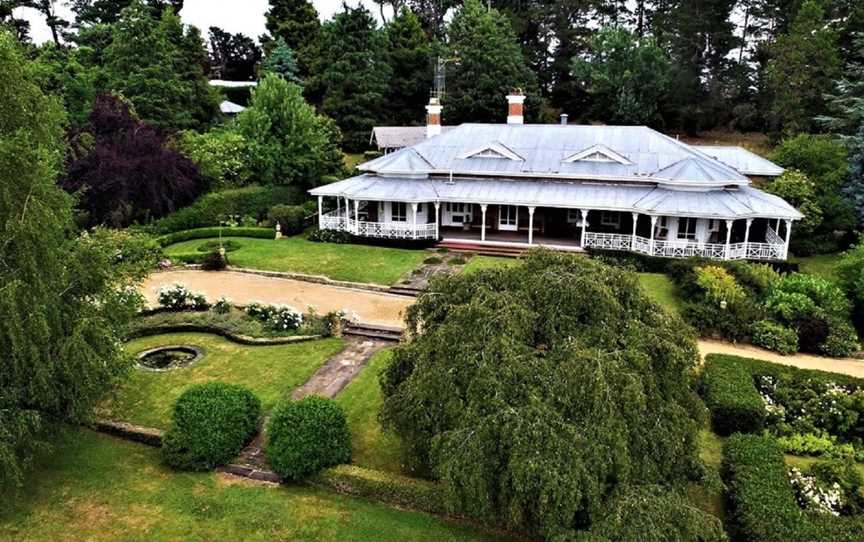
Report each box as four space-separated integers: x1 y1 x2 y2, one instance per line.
584 232 785 261
766 225 783 245
319 211 437 240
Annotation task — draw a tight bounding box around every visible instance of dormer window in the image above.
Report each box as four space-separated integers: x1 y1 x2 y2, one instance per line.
457 142 524 162
563 144 632 165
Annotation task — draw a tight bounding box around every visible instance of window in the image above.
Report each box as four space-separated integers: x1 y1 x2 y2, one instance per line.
567 209 580 223
600 211 620 228
708 219 720 233
677 217 697 240
499 205 518 231
392 202 407 222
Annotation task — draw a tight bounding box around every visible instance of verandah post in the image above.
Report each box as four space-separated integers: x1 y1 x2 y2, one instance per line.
317 196 323 229
481 204 488 242
528 207 535 245
650 216 658 255
411 203 419 240
631 212 639 251
580 209 589 247
744 218 753 257
724 219 734 260
434 202 441 241
784 219 793 260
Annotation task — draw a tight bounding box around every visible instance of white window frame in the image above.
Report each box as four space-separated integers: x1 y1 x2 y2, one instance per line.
708 219 720 233
677 217 697 240
567 209 580 224
499 205 518 231
391 202 407 222
600 211 620 228
443 202 472 226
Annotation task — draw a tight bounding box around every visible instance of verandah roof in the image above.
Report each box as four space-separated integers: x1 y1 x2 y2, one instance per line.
309 175 803 220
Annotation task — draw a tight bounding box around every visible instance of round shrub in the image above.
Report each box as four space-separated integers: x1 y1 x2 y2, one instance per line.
751 320 798 355
162 382 261 471
266 396 351 481
200 250 228 271
268 204 306 236
307 228 352 244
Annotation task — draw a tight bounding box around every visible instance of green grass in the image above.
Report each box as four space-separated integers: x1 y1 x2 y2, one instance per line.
0 429 507 542
793 252 842 281
636 273 683 313
335 349 406 475
460 256 520 275
164 234 428 285
99 333 345 430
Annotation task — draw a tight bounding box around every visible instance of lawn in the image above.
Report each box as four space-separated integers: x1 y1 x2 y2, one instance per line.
637 272 683 313
0 429 507 542
335 349 406 475
460 255 520 275
99 333 344 429
164 234 428 285
793 252 842 281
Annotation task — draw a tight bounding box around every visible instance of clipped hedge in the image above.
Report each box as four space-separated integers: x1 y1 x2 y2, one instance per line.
265 396 351 481
161 382 261 471
157 226 274 247
145 185 304 234
312 464 449 516
701 357 766 436
723 434 864 542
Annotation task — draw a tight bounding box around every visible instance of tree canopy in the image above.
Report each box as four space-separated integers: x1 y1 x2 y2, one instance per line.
385 7 432 126
0 31 144 488
261 36 300 83
208 26 261 82
380 250 711 539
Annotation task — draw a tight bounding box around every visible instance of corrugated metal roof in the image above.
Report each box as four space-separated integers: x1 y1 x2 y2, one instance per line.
371 126 456 149
310 174 803 220
220 101 245 114
360 124 753 188
693 146 785 177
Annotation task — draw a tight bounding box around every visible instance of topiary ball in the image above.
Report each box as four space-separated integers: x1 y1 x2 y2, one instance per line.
265 396 351 481
161 382 261 471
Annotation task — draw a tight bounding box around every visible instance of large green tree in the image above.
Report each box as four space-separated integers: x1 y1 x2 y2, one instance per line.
444 0 537 124
385 7 432 126
765 0 841 135
102 1 219 132
69 0 183 26
309 4 391 152
235 74 343 187
260 36 300 83
380 251 713 539
0 31 143 488
264 0 319 76
572 27 670 125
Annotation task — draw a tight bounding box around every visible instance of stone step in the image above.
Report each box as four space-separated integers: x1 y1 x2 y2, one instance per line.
435 242 526 258
345 323 403 342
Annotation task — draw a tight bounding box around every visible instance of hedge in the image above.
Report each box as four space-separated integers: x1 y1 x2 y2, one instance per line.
722 434 864 542
701 357 766 436
312 464 449 516
705 354 864 390
161 382 261 471
265 396 351 481
144 185 304 235
157 226 274 247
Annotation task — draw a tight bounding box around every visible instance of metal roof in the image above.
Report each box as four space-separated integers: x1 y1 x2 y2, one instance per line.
693 146 785 177
310 174 803 220
360 124 754 189
370 126 456 149
209 80 258 88
220 100 245 114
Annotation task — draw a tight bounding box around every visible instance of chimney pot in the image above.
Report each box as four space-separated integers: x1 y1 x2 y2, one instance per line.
560 113 569 125
426 97 442 138
506 93 525 125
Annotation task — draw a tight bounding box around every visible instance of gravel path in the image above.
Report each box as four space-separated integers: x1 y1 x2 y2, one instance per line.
699 339 864 378
142 270 413 328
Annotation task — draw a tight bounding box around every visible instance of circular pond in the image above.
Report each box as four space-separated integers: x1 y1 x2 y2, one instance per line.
137 345 203 371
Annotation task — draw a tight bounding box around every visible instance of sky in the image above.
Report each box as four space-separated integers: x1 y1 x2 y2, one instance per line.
16 0 392 44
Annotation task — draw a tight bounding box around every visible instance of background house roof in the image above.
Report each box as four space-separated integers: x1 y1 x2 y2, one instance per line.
360 124 754 188
311 174 803 220
219 100 245 114
370 126 456 149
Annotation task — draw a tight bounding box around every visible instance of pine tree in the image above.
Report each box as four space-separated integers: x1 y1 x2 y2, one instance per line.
69 0 183 26
261 37 300 83
385 7 432 126
264 0 319 76
309 4 391 151
0 31 141 488
766 0 841 135
103 1 219 132
444 0 537 124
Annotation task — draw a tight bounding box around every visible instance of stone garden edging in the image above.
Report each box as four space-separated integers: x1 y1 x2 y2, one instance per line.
93 420 164 447
128 323 322 346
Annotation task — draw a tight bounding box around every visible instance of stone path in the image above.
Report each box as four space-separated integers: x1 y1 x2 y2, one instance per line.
142 270 413 328
699 339 864 378
233 336 391 471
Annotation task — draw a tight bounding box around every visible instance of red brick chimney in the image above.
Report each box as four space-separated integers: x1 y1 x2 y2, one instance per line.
506 92 525 125
426 97 442 138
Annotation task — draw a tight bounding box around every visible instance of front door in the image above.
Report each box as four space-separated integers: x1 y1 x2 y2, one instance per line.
499 205 518 231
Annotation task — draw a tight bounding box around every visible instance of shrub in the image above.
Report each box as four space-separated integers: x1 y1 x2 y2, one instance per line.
422 256 442 265
176 129 252 190
200 250 228 271
245 302 303 331
307 228 352 244
161 382 261 471
694 265 747 306
145 185 304 235
701 357 766 435
776 433 855 459
266 396 351 481
213 297 231 314
751 320 798 355
156 226 274 247
156 283 209 311
268 204 306 236
821 320 860 357
196 239 242 253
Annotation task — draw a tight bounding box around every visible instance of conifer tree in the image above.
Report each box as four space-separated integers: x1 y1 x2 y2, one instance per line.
444 0 537 124
385 7 432 126
309 4 391 151
264 0 319 76
261 37 300 83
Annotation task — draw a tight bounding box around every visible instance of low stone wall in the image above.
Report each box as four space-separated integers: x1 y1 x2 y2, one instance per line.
93 420 164 447
128 323 322 346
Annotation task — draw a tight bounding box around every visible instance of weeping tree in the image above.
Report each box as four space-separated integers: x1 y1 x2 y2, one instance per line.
380 250 719 540
0 31 144 488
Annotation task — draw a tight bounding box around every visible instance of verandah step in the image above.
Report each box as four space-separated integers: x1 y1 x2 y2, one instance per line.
434 241 527 258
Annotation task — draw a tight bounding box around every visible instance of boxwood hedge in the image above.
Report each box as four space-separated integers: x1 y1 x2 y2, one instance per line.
161 382 261 471
701 357 766 436
265 396 351 481
157 226 274 247
723 434 864 542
